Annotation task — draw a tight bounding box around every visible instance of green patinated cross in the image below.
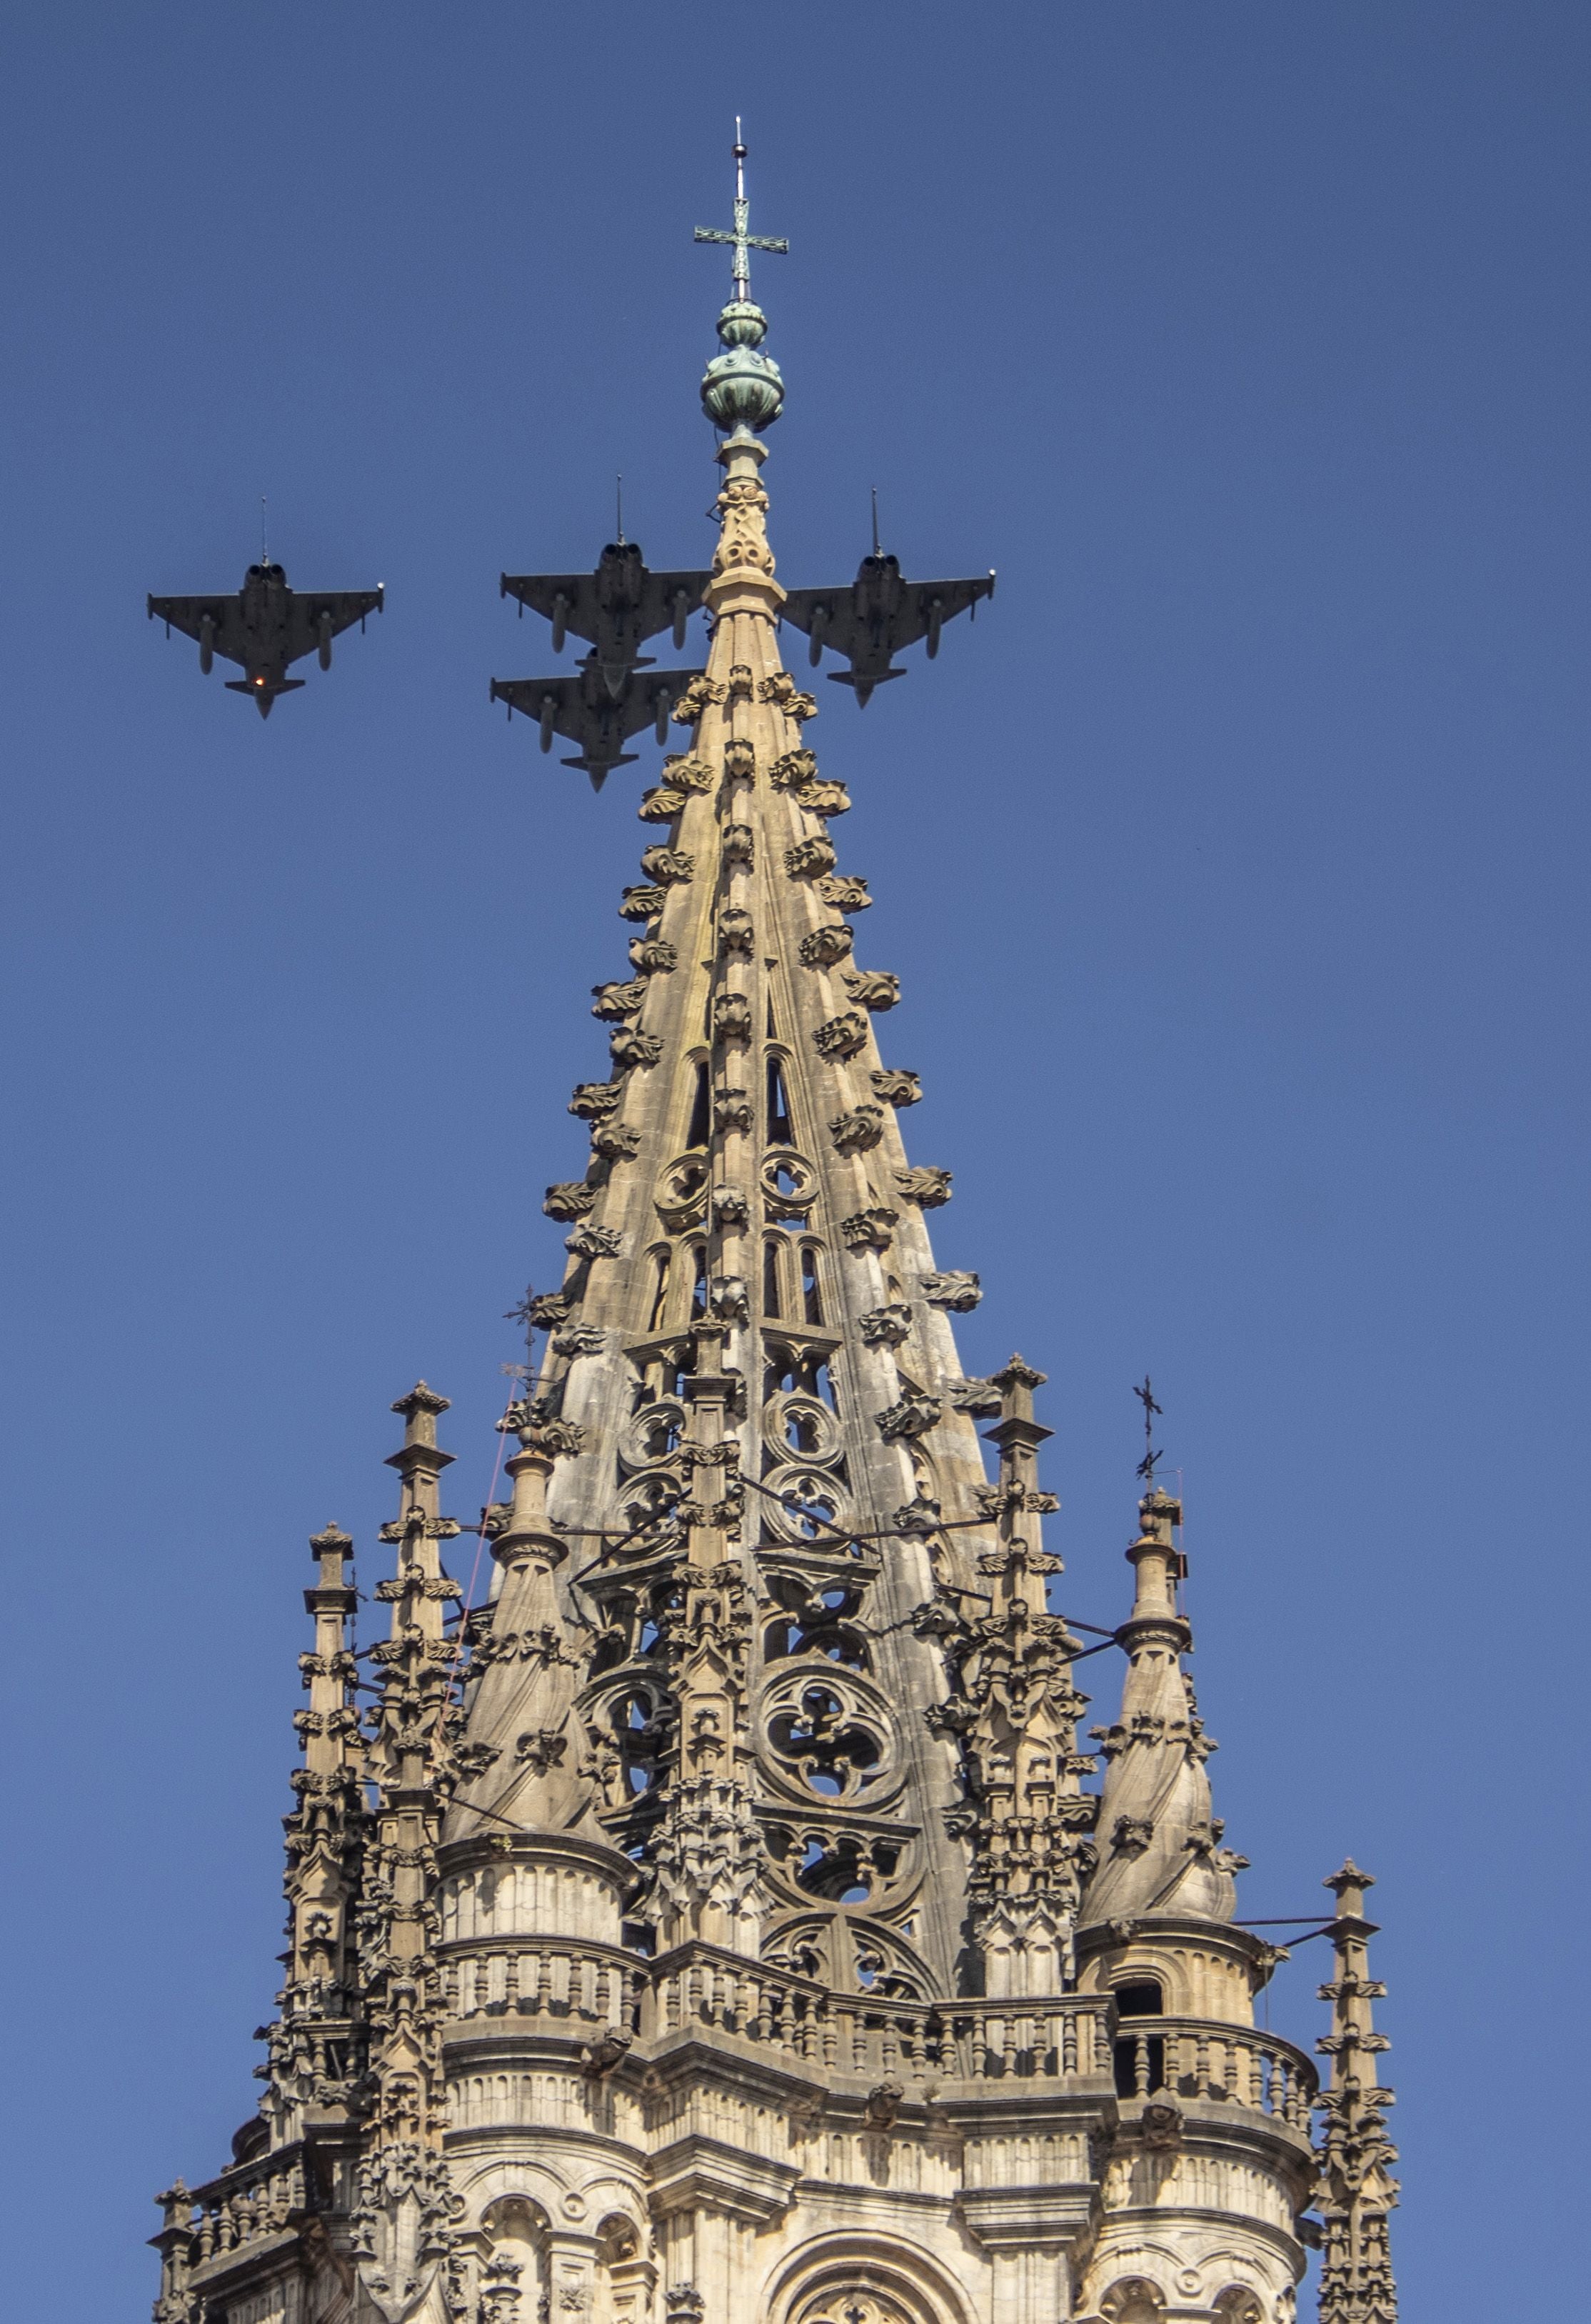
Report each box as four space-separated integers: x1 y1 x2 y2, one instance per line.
693 121 788 304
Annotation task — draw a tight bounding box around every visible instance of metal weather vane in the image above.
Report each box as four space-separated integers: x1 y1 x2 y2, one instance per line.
1133 1375 1164 1485
503 1283 539 1388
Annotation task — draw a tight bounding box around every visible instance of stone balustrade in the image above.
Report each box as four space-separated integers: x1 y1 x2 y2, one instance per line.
1111 2015 1317 2130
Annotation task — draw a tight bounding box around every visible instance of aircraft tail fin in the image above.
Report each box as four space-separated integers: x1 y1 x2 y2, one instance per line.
828 666 904 708
226 676 305 718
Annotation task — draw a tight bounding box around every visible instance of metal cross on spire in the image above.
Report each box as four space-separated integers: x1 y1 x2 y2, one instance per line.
1133 1375 1164 1485
693 119 789 305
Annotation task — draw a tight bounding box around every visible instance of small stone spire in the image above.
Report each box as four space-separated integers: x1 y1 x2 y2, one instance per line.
255 1523 365 2148
353 1386 465 2319
939 1356 1098 1993
1315 1862 1400 2324
451 1391 588 1832
1080 1486 1248 1925
651 1316 761 1953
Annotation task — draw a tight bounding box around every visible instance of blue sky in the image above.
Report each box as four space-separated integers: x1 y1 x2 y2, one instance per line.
1 6 1586 2315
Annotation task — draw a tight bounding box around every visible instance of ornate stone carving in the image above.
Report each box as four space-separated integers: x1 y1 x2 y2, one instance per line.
591 978 646 1021
712 1186 750 1226
638 785 688 823
618 884 668 922
786 835 838 879
843 968 900 1011
726 663 755 701
895 1166 952 1207
655 1153 711 1231
552 1326 606 1358
480 2253 523 2324
817 873 870 911
713 991 753 1038
638 846 695 883
543 1181 598 1222
578 2023 633 2078
875 1389 942 1442
870 1068 920 1106
829 1103 884 1153
713 1088 753 1135
922 1269 982 1310
591 1121 641 1161
718 907 755 956
723 736 756 777
709 1275 750 1324
800 923 854 968
758 670 818 718
631 936 678 973
723 821 755 863
799 779 850 816
569 1081 622 1121
498 1396 587 1458
670 678 726 726
858 1302 912 1347
770 748 818 789
566 1224 623 1260
526 1291 573 1328
813 1011 869 1060
896 1496 945 1537
839 1206 898 1252
611 1029 664 1069
947 1376 1002 1415
663 753 717 791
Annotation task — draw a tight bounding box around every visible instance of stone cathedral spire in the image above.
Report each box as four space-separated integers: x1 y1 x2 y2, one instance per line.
145 137 1397 2324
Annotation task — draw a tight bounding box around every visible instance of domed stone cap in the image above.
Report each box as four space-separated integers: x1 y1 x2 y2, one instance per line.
702 299 785 434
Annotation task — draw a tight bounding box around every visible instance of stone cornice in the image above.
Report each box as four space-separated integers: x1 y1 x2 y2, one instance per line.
956 2182 1100 2252
647 2132 799 2223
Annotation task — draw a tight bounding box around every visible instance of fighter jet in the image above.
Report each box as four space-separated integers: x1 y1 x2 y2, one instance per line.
147 560 383 716
779 512 995 706
500 539 710 699
490 658 703 791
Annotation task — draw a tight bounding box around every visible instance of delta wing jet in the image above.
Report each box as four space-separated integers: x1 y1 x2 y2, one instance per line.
148 561 383 716
780 533 995 706
490 661 702 790
501 540 710 699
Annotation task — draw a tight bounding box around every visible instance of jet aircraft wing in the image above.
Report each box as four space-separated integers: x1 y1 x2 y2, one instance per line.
490 661 704 789
276 587 385 667
780 559 995 703
147 583 383 672
501 558 711 662
146 592 254 669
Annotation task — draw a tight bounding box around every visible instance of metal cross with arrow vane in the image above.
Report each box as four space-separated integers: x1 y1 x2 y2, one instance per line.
1133 1376 1164 1486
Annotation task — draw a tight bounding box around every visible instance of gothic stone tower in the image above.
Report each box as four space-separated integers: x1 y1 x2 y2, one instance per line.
148 145 1400 2324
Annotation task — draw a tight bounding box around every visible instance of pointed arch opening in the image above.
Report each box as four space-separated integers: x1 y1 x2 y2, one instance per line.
800 1243 824 1324
686 1060 711 1150
766 1054 794 1144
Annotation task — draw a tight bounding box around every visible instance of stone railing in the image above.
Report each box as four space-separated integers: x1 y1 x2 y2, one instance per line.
182 2152 306 2269
643 1948 1115 2084
1112 2015 1317 2132
439 1937 644 2030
